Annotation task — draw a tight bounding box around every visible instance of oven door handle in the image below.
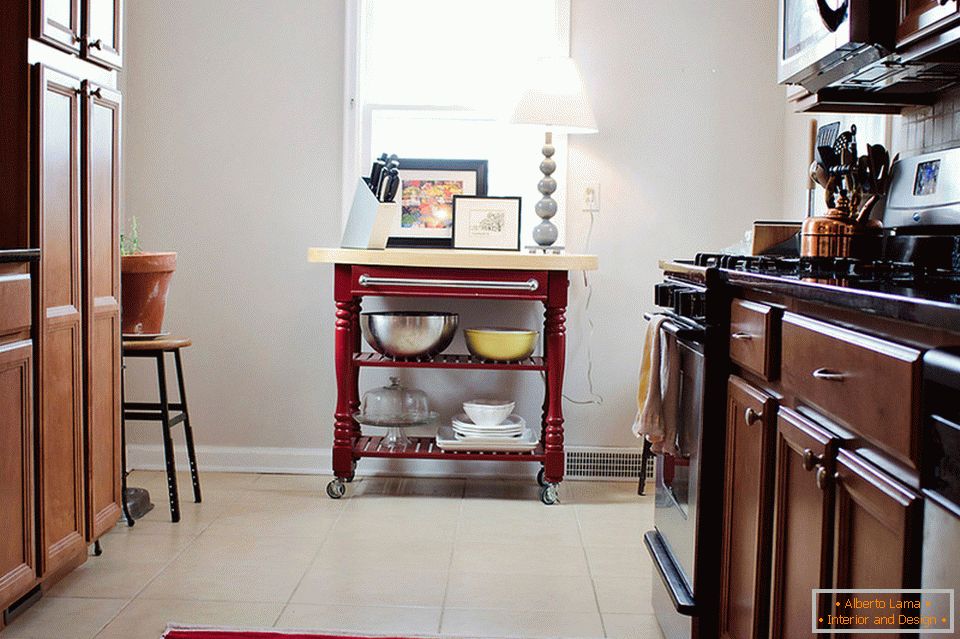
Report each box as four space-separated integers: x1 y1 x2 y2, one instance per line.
643 530 697 616
643 312 706 343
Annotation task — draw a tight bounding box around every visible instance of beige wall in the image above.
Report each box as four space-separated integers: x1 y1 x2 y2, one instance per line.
122 0 786 466
122 0 345 453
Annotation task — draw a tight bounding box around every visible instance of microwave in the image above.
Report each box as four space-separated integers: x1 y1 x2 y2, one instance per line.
778 0 896 92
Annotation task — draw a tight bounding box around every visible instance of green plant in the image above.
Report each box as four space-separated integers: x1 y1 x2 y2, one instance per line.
120 216 141 256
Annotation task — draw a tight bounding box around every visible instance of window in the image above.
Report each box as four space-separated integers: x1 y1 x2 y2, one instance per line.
343 0 572 244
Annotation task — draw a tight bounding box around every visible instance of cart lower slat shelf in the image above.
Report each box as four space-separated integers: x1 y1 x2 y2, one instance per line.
353 352 546 371
354 436 545 462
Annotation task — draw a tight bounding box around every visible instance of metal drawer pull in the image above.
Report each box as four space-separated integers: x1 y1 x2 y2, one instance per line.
731 332 753 340
358 274 539 291
815 465 830 490
802 448 822 472
812 367 845 381
744 407 763 426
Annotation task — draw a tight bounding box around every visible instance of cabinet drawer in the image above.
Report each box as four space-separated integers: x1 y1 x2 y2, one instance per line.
349 266 550 301
729 299 777 379
0 267 32 338
782 313 921 470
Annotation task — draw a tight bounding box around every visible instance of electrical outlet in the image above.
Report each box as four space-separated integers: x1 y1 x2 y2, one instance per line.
583 182 600 212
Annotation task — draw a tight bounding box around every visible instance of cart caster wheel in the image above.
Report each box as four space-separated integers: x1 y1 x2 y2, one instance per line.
345 476 354 483
536 468 546 487
326 480 346 499
540 483 559 505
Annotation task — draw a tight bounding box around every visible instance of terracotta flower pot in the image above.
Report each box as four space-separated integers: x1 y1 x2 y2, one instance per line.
121 252 176 335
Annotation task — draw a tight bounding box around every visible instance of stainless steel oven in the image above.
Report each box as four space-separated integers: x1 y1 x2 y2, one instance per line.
643 272 718 639
646 320 705 639
778 0 894 92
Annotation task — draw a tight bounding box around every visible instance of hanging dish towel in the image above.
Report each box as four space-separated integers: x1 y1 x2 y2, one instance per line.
632 315 680 456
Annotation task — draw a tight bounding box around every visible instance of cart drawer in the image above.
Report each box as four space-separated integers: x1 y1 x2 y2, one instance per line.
781 313 921 470
0 266 31 339
350 266 550 300
729 299 778 379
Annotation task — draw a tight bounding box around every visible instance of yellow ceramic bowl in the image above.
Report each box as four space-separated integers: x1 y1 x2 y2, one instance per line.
464 327 538 361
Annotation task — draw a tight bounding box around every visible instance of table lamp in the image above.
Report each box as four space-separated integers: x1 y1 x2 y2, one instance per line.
511 56 597 250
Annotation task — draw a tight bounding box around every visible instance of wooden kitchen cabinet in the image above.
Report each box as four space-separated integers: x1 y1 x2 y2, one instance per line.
35 0 123 68
782 312 922 472
729 299 778 381
81 82 122 542
0 264 36 613
36 0 82 54
833 450 922 591
719 376 776 639
897 0 960 47
83 0 123 69
770 408 836 639
33 64 87 579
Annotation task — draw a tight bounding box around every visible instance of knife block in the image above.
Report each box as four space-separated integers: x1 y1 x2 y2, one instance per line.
340 178 398 250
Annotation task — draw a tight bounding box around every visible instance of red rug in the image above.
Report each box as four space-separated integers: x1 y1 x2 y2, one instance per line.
164 631 417 639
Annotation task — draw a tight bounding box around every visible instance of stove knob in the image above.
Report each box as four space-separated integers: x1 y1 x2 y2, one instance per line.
689 293 706 318
676 290 706 318
654 283 677 307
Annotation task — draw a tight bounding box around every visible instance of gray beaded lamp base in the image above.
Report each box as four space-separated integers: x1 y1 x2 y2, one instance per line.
533 130 559 247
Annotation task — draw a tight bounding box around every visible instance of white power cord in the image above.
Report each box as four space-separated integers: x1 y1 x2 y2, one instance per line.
557 207 604 406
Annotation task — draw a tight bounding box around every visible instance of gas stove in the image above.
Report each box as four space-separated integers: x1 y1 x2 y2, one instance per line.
692 248 960 307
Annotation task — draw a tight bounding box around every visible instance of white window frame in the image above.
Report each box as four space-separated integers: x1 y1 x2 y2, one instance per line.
340 0 572 224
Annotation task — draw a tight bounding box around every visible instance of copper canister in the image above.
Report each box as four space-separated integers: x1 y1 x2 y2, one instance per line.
801 210 857 257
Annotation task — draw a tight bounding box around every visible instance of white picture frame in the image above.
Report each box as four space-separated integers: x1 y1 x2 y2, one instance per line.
452 196 522 251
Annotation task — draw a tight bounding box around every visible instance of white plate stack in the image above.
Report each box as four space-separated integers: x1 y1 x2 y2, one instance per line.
436 399 540 452
452 413 526 440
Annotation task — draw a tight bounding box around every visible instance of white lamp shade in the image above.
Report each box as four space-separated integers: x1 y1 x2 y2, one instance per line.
510 56 597 134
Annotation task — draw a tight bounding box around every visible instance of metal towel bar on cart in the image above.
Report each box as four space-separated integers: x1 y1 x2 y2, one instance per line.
358 274 540 291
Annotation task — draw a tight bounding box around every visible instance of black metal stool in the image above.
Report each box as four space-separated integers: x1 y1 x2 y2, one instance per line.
122 336 202 522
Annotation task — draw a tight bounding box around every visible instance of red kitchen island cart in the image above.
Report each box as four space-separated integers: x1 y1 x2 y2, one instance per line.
308 248 599 504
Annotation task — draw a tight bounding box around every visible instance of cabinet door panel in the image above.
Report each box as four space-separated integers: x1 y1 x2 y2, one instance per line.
720 376 776 639
0 341 36 610
770 408 835 639
834 450 922 590
82 82 122 541
37 0 81 53
35 65 86 578
84 0 123 69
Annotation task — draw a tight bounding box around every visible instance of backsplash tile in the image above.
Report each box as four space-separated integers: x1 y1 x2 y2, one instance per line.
899 86 960 155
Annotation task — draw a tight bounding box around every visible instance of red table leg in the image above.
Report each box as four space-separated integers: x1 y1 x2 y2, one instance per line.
543 271 568 487
350 298 362 438
332 265 356 485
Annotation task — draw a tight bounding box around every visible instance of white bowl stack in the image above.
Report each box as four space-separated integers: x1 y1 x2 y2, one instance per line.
453 399 524 440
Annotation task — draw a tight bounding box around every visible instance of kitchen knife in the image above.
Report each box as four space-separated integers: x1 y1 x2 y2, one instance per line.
383 170 400 202
370 153 388 193
378 159 400 199
374 159 394 198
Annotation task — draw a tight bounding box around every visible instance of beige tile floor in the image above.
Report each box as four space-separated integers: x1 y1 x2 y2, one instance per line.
1 471 662 639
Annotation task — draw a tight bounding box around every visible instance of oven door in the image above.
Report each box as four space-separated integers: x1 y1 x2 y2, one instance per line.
644 317 705 633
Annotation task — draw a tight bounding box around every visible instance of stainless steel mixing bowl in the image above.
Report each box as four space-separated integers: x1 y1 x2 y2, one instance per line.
360 312 459 358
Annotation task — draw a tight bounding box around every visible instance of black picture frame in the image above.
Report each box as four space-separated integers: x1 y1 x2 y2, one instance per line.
385 158 488 249
451 195 522 251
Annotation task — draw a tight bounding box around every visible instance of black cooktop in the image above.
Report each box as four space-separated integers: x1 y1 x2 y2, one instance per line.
695 253 960 307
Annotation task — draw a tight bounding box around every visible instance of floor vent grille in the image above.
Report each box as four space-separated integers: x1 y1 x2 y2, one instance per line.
565 447 654 480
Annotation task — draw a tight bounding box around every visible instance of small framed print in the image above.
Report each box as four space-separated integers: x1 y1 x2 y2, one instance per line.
452 196 522 251
386 159 488 249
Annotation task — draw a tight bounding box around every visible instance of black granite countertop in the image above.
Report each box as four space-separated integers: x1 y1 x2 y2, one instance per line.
0 248 40 263
722 268 960 333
